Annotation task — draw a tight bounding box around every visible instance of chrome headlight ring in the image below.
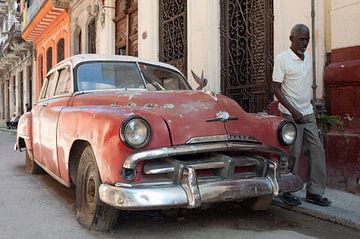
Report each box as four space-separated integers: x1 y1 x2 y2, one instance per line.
120 116 151 149
278 121 297 145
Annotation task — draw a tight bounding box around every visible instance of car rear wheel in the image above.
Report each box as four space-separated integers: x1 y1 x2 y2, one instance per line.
25 149 42 174
76 146 119 231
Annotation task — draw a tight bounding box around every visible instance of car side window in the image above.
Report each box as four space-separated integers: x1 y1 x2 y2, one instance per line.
40 78 50 100
44 71 59 99
55 66 72 96
139 63 190 91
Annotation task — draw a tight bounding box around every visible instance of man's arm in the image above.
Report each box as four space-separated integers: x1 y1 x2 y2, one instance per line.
272 82 305 124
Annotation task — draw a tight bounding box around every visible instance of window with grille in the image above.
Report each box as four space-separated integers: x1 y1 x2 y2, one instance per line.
159 0 187 75
46 47 53 73
88 19 96 53
57 38 65 63
220 0 274 113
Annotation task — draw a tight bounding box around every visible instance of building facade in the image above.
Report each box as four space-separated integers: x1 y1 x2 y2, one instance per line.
21 0 70 98
0 0 33 121
1 0 359 119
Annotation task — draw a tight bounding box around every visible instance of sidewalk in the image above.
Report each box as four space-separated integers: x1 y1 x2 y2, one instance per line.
273 186 360 231
0 126 358 230
0 124 17 134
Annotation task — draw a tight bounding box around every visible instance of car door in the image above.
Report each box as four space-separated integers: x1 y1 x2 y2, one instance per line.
32 65 72 177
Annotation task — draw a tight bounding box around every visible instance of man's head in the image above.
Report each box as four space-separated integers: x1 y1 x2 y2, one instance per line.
290 24 310 57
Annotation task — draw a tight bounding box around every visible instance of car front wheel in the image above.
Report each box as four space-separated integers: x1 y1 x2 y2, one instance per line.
76 145 119 231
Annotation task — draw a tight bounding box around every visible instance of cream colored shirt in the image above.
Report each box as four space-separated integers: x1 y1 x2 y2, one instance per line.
273 49 313 115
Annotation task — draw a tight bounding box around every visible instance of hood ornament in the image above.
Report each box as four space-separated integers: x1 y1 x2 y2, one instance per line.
206 111 238 122
191 70 208 90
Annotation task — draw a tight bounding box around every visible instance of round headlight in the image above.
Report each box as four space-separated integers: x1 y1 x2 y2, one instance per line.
120 117 151 148
278 121 297 145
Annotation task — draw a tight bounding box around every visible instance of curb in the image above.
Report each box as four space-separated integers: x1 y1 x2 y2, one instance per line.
272 197 360 231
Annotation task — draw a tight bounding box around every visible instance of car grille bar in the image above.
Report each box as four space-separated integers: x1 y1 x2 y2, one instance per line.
123 142 286 170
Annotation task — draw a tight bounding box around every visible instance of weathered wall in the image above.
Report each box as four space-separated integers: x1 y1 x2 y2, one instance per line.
70 0 115 55
139 0 327 97
330 0 360 50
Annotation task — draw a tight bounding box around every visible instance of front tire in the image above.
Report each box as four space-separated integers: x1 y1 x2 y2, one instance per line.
76 146 118 231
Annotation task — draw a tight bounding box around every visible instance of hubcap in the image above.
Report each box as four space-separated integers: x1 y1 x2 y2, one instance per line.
83 163 97 216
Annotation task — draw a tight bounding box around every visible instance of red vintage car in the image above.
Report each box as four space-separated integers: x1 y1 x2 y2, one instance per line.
16 54 302 231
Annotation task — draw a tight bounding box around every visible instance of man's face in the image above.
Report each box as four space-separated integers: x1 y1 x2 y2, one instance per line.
290 31 310 55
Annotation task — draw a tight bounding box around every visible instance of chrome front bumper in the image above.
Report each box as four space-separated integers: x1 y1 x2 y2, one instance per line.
100 141 303 210
99 161 284 210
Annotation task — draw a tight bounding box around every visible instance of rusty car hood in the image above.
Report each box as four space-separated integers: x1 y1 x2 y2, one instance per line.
71 90 269 146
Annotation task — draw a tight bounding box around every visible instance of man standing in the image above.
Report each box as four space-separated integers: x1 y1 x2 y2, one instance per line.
272 24 331 206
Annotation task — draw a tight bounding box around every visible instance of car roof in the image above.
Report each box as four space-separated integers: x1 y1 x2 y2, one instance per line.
53 54 181 73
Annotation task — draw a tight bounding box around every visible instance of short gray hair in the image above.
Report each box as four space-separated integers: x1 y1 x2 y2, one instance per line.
290 24 309 36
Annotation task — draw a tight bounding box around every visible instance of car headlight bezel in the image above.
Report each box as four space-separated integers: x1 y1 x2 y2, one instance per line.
120 116 151 149
278 121 297 145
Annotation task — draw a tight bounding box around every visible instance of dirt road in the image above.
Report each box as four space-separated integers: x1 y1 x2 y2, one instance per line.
0 131 359 239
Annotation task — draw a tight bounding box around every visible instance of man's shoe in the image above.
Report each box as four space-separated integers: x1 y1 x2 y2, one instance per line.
306 193 331 206
280 192 301 206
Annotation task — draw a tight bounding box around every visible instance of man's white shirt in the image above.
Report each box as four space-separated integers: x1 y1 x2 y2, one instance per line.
273 48 313 115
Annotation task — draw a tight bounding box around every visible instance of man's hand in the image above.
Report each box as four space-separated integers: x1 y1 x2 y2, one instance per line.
272 82 306 124
290 110 306 124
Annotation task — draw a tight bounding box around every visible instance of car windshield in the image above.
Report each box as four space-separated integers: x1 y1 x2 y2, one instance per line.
76 62 190 91
77 62 145 91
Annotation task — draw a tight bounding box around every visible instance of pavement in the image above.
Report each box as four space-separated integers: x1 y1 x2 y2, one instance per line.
1 123 359 231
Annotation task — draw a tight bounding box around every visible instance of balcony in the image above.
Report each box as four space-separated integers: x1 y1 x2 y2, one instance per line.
0 2 7 15
21 0 70 41
52 0 70 9
0 22 32 72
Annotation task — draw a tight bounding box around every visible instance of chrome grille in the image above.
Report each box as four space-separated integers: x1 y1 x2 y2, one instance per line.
142 153 268 182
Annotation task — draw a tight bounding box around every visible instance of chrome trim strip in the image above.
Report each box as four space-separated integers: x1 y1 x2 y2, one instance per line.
186 134 259 144
186 135 229 144
17 134 30 140
123 142 286 170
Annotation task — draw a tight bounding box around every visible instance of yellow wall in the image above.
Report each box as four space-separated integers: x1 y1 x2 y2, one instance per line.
330 0 360 49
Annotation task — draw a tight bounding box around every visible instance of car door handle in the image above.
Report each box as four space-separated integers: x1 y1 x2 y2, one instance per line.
39 102 48 107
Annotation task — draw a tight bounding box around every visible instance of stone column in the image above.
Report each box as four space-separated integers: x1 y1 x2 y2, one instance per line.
0 81 3 120
23 63 29 110
9 74 15 116
138 0 159 61
187 0 221 92
4 78 9 119
15 70 21 115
